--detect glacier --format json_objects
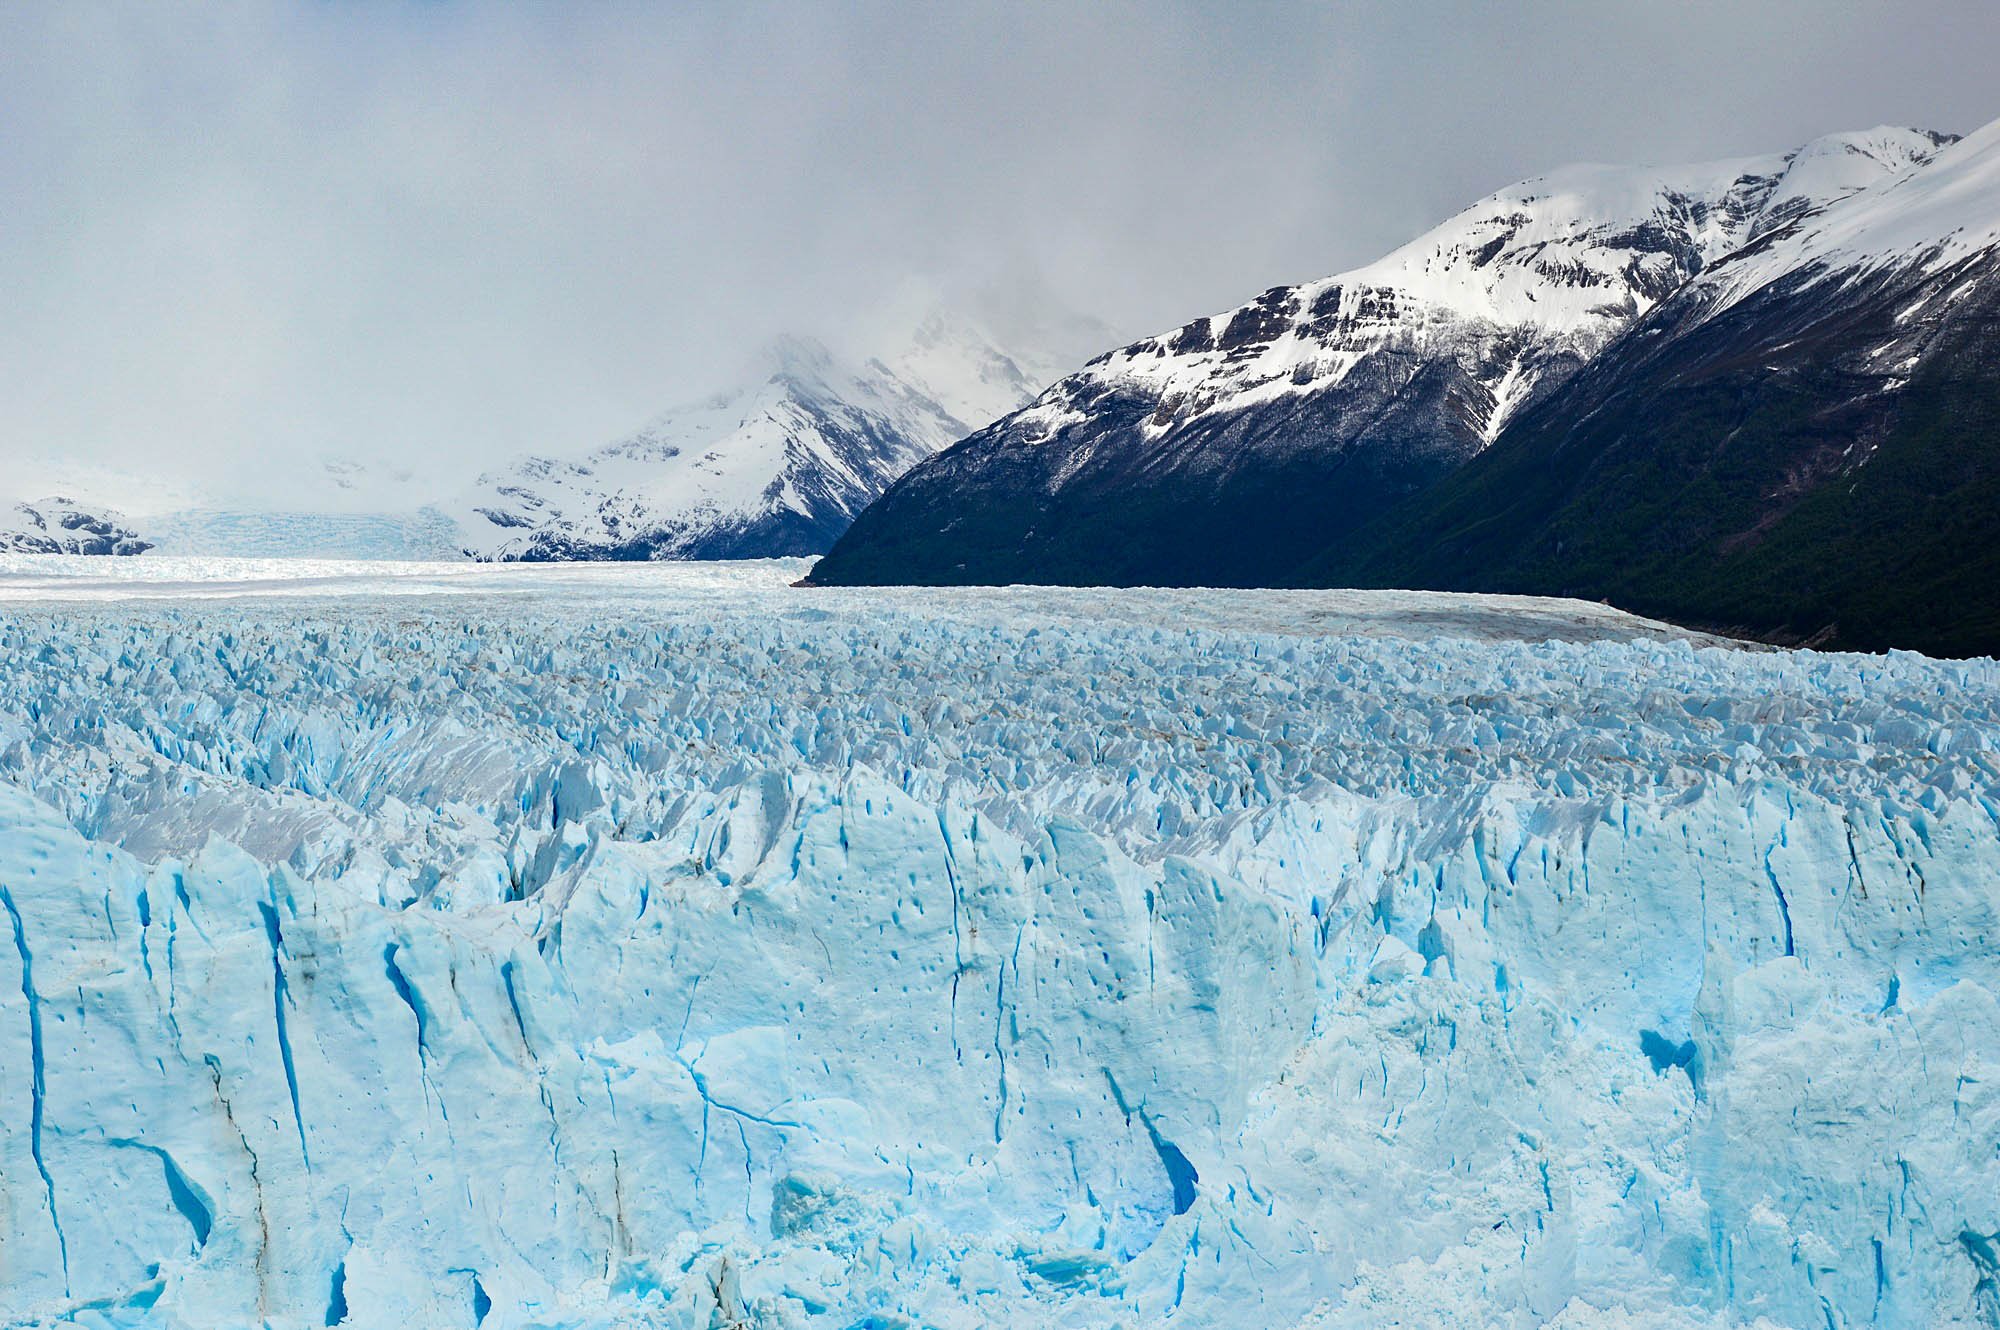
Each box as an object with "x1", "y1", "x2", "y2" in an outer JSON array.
[{"x1": 0, "y1": 558, "x2": 1996, "y2": 1329}]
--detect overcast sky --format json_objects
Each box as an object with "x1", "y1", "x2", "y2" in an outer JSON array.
[{"x1": 3, "y1": 1, "x2": 1997, "y2": 507}]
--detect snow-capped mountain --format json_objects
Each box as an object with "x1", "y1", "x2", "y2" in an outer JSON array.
[
  {"x1": 1312, "y1": 115, "x2": 2000, "y2": 654},
  {"x1": 0, "y1": 496, "x2": 152, "y2": 555},
  {"x1": 449, "y1": 315, "x2": 1066, "y2": 562},
  {"x1": 809, "y1": 127, "x2": 1956, "y2": 589}
]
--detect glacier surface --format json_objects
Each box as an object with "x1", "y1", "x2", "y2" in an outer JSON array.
[{"x1": 0, "y1": 558, "x2": 1996, "y2": 1329}]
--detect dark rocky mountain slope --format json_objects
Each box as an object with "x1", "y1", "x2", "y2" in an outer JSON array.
[
  {"x1": 809, "y1": 129, "x2": 1953, "y2": 590},
  {"x1": 1307, "y1": 121, "x2": 2000, "y2": 656}
]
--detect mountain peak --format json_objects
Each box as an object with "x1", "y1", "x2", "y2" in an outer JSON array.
[
  {"x1": 760, "y1": 333, "x2": 840, "y2": 383},
  {"x1": 809, "y1": 119, "x2": 2000, "y2": 596},
  {"x1": 444, "y1": 309, "x2": 1063, "y2": 562},
  {"x1": 877, "y1": 308, "x2": 1057, "y2": 430},
  {"x1": 1750, "y1": 124, "x2": 1955, "y2": 239},
  {"x1": 1, "y1": 496, "x2": 153, "y2": 555},
  {"x1": 1700, "y1": 114, "x2": 2000, "y2": 314}
]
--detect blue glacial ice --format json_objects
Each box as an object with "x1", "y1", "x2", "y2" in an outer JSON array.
[{"x1": 0, "y1": 559, "x2": 1995, "y2": 1328}]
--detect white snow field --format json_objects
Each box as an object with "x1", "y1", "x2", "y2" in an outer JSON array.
[{"x1": 0, "y1": 558, "x2": 1995, "y2": 1329}]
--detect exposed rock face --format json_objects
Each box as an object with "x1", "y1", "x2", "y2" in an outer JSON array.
[
  {"x1": 0, "y1": 496, "x2": 152, "y2": 555},
  {"x1": 808, "y1": 128, "x2": 1956, "y2": 591},
  {"x1": 1309, "y1": 119, "x2": 2000, "y2": 655}
]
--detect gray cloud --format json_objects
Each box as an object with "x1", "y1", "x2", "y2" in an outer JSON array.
[{"x1": 2, "y1": 0, "x2": 1995, "y2": 506}]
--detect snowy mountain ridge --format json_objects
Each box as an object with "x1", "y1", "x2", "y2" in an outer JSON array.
[
  {"x1": 447, "y1": 313, "x2": 1063, "y2": 561},
  {"x1": 1014, "y1": 126, "x2": 1951, "y2": 449},
  {"x1": 1699, "y1": 117, "x2": 2000, "y2": 315},
  {"x1": 1292, "y1": 114, "x2": 2000, "y2": 655},
  {"x1": 808, "y1": 123, "x2": 1980, "y2": 598}
]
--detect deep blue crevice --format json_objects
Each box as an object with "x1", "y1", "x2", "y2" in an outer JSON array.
[
  {"x1": 991, "y1": 955, "x2": 1009, "y2": 1144},
  {"x1": 1103, "y1": 1069, "x2": 1199, "y2": 1216},
  {"x1": 500, "y1": 959, "x2": 532, "y2": 1053},
  {"x1": 258, "y1": 901, "x2": 311, "y2": 1167},
  {"x1": 1, "y1": 885, "x2": 69, "y2": 1291},
  {"x1": 1763, "y1": 854, "x2": 1796, "y2": 957},
  {"x1": 162, "y1": 1151, "x2": 213, "y2": 1247},
  {"x1": 110, "y1": 1139, "x2": 213, "y2": 1248},
  {"x1": 1152, "y1": 1131, "x2": 1200, "y2": 1216},
  {"x1": 383, "y1": 943, "x2": 428, "y2": 1049},
  {"x1": 1640, "y1": 1029, "x2": 1698, "y2": 1081},
  {"x1": 325, "y1": 1259, "x2": 348, "y2": 1326}
]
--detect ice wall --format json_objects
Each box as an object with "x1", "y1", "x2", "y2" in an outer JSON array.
[{"x1": 0, "y1": 593, "x2": 1996, "y2": 1328}]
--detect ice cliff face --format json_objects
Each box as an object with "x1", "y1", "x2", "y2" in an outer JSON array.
[{"x1": 0, "y1": 561, "x2": 1997, "y2": 1328}]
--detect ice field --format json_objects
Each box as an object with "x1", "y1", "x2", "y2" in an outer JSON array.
[{"x1": 0, "y1": 557, "x2": 1995, "y2": 1328}]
